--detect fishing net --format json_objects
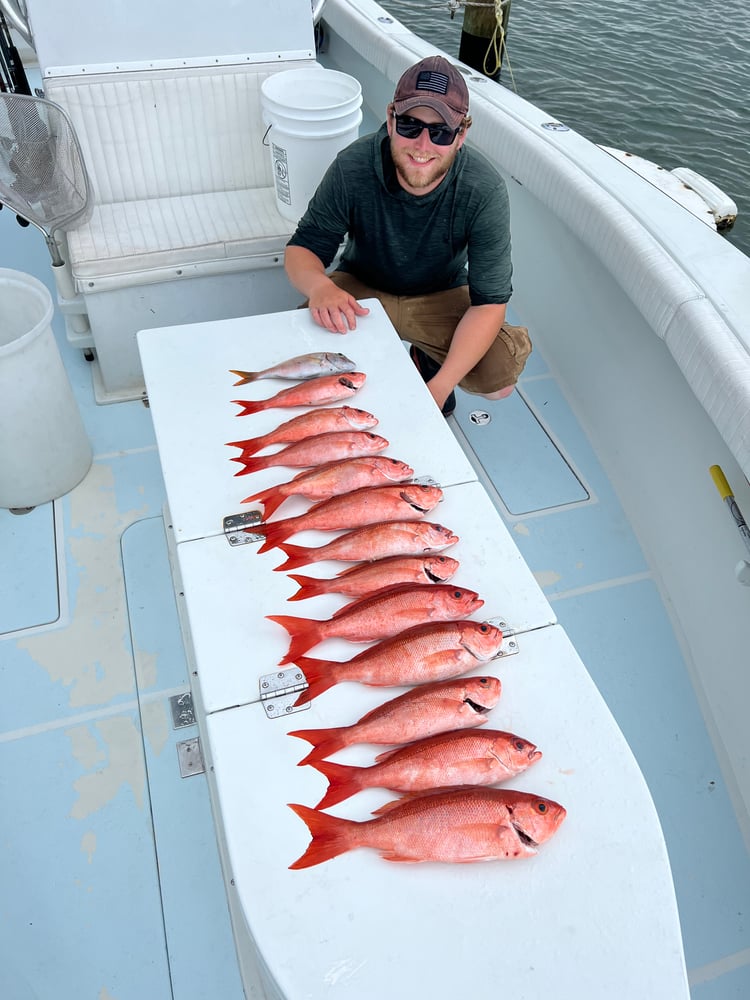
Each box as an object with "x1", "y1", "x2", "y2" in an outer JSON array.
[{"x1": 0, "y1": 91, "x2": 91, "y2": 262}]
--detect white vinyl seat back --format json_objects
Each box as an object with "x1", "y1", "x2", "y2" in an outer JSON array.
[{"x1": 44, "y1": 65, "x2": 279, "y2": 204}]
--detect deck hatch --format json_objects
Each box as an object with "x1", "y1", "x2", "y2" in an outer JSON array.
[{"x1": 454, "y1": 387, "x2": 589, "y2": 514}]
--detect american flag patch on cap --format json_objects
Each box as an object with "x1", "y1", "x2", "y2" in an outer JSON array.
[{"x1": 415, "y1": 70, "x2": 449, "y2": 96}]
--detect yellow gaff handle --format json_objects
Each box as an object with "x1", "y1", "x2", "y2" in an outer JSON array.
[
  {"x1": 710, "y1": 464, "x2": 750, "y2": 558},
  {"x1": 709, "y1": 464, "x2": 733, "y2": 500}
]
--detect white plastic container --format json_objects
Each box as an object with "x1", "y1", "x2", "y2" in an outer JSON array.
[
  {"x1": 0, "y1": 268, "x2": 92, "y2": 508},
  {"x1": 261, "y1": 67, "x2": 363, "y2": 223}
]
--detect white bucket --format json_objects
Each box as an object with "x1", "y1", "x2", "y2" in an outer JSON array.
[
  {"x1": 261, "y1": 67, "x2": 363, "y2": 223},
  {"x1": 0, "y1": 268, "x2": 92, "y2": 508}
]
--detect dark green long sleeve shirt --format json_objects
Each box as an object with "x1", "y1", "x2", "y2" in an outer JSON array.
[{"x1": 287, "y1": 124, "x2": 513, "y2": 305}]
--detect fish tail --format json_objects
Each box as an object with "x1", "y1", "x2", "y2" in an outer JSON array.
[
  {"x1": 232, "y1": 454, "x2": 269, "y2": 477},
  {"x1": 226, "y1": 436, "x2": 265, "y2": 456},
  {"x1": 292, "y1": 656, "x2": 338, "y2": 705},
  {"x1": 288, "y1": 725, "x2": 347, "y2": 763},
  {"x1": 288, "y1": 803, "x2": 357, "y2": 869},
  {"x1": 232, "y1": 398, "x2": 264, "y2": 416},
  {"x1": 275, "y1": 541, "x2": 315, "y2": 572},
  {"x1": 240, "y1": 489, "x2": 285, "y2": 519},
  {"x1": 229, "y1": 369, "x2": 259, "y2": 386},
  {"x1": 310, "y1": 759, "x2": 362, "y2": 810},
  {"x1": 256, "y1": 519, "x2": 296, "y2": 554},
  {"x1": 266, "y1": 615, "x2": 322, "y2": 664},
  {"x1": 287, "y1": 573, "x2": 328, "y2": 601}
]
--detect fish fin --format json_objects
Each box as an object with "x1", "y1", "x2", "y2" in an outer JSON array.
[
  {"x1": 232, "y1": 398, "x2": 263, "y2": 416},
  {"x1": 379, "y1": 851, "x2": 425, "y2": 864},
  {"x1": 287, "y1": 573, "x2": 328, "y2": 601},
  {"x1": 370, "y1": 789, "x2": 446, "y2": 816},
  {"x1": 229, "y1": 369, "x2": 259, "y2": 386},
  {"x1": 232, "y1": 454, "x2": 269, "y2": 477},
  {"x1": 288, "y1": 726, "x2": 346, "y2": 764},
  {"x1": 266, "y1": 615, "x2": 323, "y2": 664},
  {"x1": 370, "y1": 797, "x2": 407, "y2": 817},
  {"x1": 225, "y1": 437, "x2": 262, "y2": 453},
  {"x1": 309, "y1": 759, "x2": 362, "y2": 810},
  {"x1": 291, "y1": 656, "x2": 338, "y2": 705},
  {"x1": 287, "y1": 803, "x2": 356, "y2": 869},
  {"x1": 256, "y1": 518, "x2": 297, "y2": 554},
  {"x1": 240, "y1": 489, "x2": 285, "y2": 519},
  {"x1": 275, "y1": 541, "x2": 315, "y2": 572}
]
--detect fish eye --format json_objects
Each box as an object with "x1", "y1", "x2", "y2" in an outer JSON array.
[
  {"x1": 536, "y1": 801, "x2": 548, "y2": 813},
  {"x1": 452, "y1": 590, "x2": 463, "y2": 598},
  {"x1": 479, "y1": 677, "x2": 488, "y2": 684},
  {"x1": 479, "y1": 624, "x2": 489, "y2": 633},
  {"x1": 514, "y1": 740, "x2": 526, "y2": 751}
]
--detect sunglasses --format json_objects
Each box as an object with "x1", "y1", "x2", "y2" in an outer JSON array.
[{"x1": 393, "y1": 113, "x2": 461, "y2": 146}]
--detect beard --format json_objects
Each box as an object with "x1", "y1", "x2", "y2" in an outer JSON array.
[{"x1": 390, "y1": 139, "x2": 458, "y2": 194}]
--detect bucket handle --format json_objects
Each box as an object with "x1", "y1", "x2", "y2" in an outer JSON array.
[{"x1": 262, "y1": 123, "x2": 272, "y2": 146}]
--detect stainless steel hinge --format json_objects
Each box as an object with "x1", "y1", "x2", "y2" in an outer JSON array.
[
  {"x1": 259, "y1": 666, "x2": 311, "y2": 719},
  {"x1": 485, "y1": 617, "x2": 520, "y2": 657},
  {"x1": 223, "y1": 510, "x2": 263, "y2": 546}
]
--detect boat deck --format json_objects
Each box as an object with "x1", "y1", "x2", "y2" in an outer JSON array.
[{"x1": 2, "y1": 202, "x2": 750, "y2": 998}]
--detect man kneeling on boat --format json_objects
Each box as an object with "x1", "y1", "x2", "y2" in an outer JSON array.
[{"x1": 284, "y1": 55, "x2": 531, "y2": 416}]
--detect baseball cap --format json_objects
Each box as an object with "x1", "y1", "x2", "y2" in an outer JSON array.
[{"x1": 393, "y1": 56, "x2": 470, "y2": 129}]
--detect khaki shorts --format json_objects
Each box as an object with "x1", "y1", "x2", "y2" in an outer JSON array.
[{"x1": 328, "y1": 271, "x2": 532, "y2": 394}]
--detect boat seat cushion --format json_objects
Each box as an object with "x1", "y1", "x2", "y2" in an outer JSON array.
[
  {"x1": 44, "y1": 63, "x2": 312, "y2": 289},
  {"x1": 67, "y1": 188, "x2": 293, "y2": 287}
]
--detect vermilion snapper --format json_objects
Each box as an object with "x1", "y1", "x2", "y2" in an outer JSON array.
[
  {"x1": 254, "y1": 484, "x2": 443, "y2": 553},
  {"x1": 291, "y1": 620, "x2": 504, "y2": 704},
  {"x1": 310, "y1": 729, "x2": 542, "y2": 810},
  {"x1": 289, "y1": 675, "x2": 502, "y2": 765},
  {"x1": 288, "y1": 787, "x2": 567, "y2": 867},
  {"x1": 273, "y1": 521, "x2": 459, "y2": 572},
  {"x1": 232, "y1": 431, "x2": 389, "y2": 477},
  {"x1": 233, "y1": 372, "x2": 366, "y2": 415},
  {"x1": 287, "y1": 554, "x2": 460, "y2": 602},
  {"x1": 230, "y1": 351, "x2": 356, "y2": 384},
  {"x1": 268, "y1": 583, "x2": 483, "y2": 665},
  {"x1": 226, "y1": 406, "x2": 377, "y2": 457},
  {"x1": 242, "y1": 456, "x2": 414, "y2": 519}
]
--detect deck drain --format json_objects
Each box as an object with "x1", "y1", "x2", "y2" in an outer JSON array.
[{"x1": 469, "y1": 410, "x2": 492, "y2": 426}]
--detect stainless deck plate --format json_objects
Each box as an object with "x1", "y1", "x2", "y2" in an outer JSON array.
[
  {"x1": 177, "y1": 737, "x2": 205, "y2": 777},
  {"x1": 169, "y1": 691, "x2": 196, "y2": 729}
]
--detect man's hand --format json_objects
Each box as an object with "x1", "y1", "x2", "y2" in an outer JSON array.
[
  {"x1": 308, "y1": 280, "x2": 370, "y2": 334},
  {"x1": 285, "y1": 245, "x2": 369, "y2": 333}
]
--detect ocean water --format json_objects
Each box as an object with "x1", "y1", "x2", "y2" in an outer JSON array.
[{"x1": 380, "y1": 0, "x2": 750, "y2": 257}]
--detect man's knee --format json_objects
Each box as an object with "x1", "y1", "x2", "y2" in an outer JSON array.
[{"x1": 481, "y1": 385, "x2": 515, "y2": 401}]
